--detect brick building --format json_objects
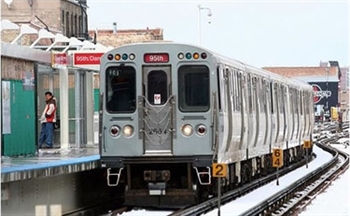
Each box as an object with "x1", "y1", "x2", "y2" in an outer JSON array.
[
  {"x1": 88, "y1": 27, "x2": 164, "y2": 48},
  {"x1": 1, "y1": 0, "x2": 89, "y2": 44}
]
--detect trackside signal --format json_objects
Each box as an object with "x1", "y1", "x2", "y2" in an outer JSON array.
[
  {"x1": 303, "y1": 140, "x2": 311, "y2": 148},
  {"x1": 212, "y1": 163, "x2": 227, "y2": 177}
]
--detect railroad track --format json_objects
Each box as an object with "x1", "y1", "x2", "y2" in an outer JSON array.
[
  {"x1": 169, "y1": 124, "x2": 349, "y2": 216},
  {"x1": 70, "y1": 123, "x2": 348, "y2": 216}
]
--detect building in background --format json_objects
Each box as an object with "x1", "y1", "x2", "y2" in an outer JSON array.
[
  {"x1": 1, "y1": 0, "x2": 89, "y2": 45},
  {"x1": 88, "y1": 25, "x2": 164, "y2": 48},
  {"x1": 340, "y1": 67, "x2": 349, "y2": 90},
  {"x1": 88, "y1": 25, "x2": 164, "y2": 90},
  {"x1": 339, "y1": 67, "x2": 349, "y2": 118},
  {"x1": 264, "y1": 61, "x2": 347, "y2": 120}
]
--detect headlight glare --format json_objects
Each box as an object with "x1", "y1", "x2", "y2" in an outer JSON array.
[
  {"x1": 123, "y1": 125, "x2": 134, "y2": 137},
  {"x1": 181, "y1": 124, "x2": 193, "y2": 136}
]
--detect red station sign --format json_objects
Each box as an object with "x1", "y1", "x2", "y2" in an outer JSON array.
[
  {"x1": 51, "y1": 52, "x2": 67, "y2": 68},
  {"x1": 73, "y1": 52, "x2": 104, "y2": 66}
]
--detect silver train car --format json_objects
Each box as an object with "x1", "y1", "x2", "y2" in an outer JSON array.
[{"x1": 99, "y1": 42, "x2": 314, "y2": 207}]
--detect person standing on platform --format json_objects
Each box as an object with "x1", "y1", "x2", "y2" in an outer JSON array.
[
  {"x1": 338, "y1": 110, "x2": 343, "y2": 133},
  {"x1": 39, "y1": 91, "x2": 57, "y2": 149}
]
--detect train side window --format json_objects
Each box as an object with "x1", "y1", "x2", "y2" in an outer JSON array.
[
  {"x1": 252, "y1": 76, "x2": 257, "y2": 113},
  {"x1": 106, "y1": 66, "x2": 136, "y2": 113},
  {"x1": 260, "y1": 79, "x2": 267, "y2": 113},
  {"x1": 228, "y1": 68, "x2": 236, "y2": 111},
  {"x1": 248, "y1": 74, "x2": 252, "y2": 113},
  {"x1": 274, "y1": 83, "x2": 279, "y2": 113},
  {"x1": 278, "y1": 84, "x2": 283, "y2": 114},
  {"x1": 290, "y1": 88, "x2": 294, "y2": 115},
  {"x1": 216, "y1": 67, "x2": 222, "y2": 111},
  {"x1": 270, "y1": 82, "x2": 274, "y2": 113},
  {"x1": 265, "y1": 80, "x2": 272, "y2": 112},
  {"x1": 282, "y1": 85, "x2": 286, "y2": 113},
  {"x1": 178, "y1": 65, "x2": 210, "y2": 112},
  {"x1": 237, "y1": 72, "x2": 242, "y2": 112},
  {"x1": 305, "y1": 92, "x2": 308, "y2": 114},
  {"x1": 234, "y1": 70, "x2": 240, "y2": 111},
  {"x1": 295, "y1": 89, "x2": 299, "y2": 114},
  {"x1": 300, "y1": 90, "x2": 303, "y2": 115}
]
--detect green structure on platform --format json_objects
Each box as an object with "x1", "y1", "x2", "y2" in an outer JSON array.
[
  {"x1": 94, "y1": 89, "x2": 99, "y2": 112},
  {"x1": 2, "y1": 80, "x2": 36, "y2": 156}
]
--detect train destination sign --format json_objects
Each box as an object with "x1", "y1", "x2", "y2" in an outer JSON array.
[
  {"x1": 51, "y1": 52, "x2": 67, "y2": 68},
  {"x1": 144, "y1": 53, "x2": 169, "y2": 63}
]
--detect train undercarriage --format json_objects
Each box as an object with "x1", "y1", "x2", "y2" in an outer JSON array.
[{"x1": 103, "y1": 145, "x2": 310, "y2": 208}]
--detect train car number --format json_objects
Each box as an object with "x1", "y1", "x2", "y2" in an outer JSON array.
[{"x1": 148, "y1": 128, "x2": 166, "y2": 135}]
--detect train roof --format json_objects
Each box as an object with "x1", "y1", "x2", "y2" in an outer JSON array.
[{"x1": 109, "y1": 42, "x2": 312, "y2": 91}]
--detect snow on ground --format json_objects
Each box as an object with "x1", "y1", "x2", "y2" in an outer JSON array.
[
  {"x1": 299, "y1": 143, "x2": 349, "y2": 216},
  {"x1": 203, "y1": 145, "x2": 334, "y2": 215},
  {"x1": 117, "y1": 139, "x2": 349, "y2": 216}
]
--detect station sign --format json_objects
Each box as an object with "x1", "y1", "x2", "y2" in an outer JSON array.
[
  {"x1": 51, "y1": 52, "x2": 67, "y2": 68},
  {"x1": 73, "y1": 52, "x2": 104, "y2": 66}
]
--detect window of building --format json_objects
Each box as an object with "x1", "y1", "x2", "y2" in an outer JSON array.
[{"x1": 66, "y1": 12, "x2": 70, "y2": 37}]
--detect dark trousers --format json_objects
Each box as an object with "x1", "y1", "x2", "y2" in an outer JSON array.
[{"x1": 39, "y1": 122, "x2": 54, "y2": 147}]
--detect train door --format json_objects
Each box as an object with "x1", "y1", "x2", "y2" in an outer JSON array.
[{"x1": 142, "y1": 66, "x2": 173, "y2": 155}]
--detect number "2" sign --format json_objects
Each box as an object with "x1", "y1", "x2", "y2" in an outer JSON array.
[{"x1": 212, "y1": 163, "x2": 227, "y2": 177}]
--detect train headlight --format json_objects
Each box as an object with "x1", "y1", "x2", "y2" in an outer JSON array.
[
  {"x1": 115, "y1": 54, "x2": 121, "y2": 61},
  {"x1": 196, "y1": 124, "x2": 207, "y2": 136},
  {"x1": 110, "y1": 125, "x2": 120, "y2": 137},
  {"x1": 123, "y1": 125, "x2": 134, "y2": 137},
  {"x1": 193, "y1": 53, "x2": 199, "y2": 59},
  {"x1": 181, "y1": 124, "x2": 193, "y2": 136},
  {"x1": 185, "y1": 53, "x2": 192, "y2": 59}
]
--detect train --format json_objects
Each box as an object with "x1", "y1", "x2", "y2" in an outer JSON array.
[{"x1": 98, "y1": 42, "x2": 314, "y2": 207}]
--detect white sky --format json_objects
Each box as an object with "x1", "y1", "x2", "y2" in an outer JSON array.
[{"x1": 87, "y1": 0, "x2": 349, "y2": 68}]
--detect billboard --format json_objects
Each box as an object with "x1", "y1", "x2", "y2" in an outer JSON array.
[{"x1": 310, "y1": 81, "x2": 338, "y2": 109}]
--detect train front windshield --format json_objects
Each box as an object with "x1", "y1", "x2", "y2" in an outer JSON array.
[
  {"x1": 178, "y1": 65, "x2": 210, "y2": 112},
  {"x1": 106, "y1": 66, "x2": 136, "y2": 112}
]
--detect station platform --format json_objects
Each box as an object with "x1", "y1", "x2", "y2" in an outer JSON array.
[{"x1": 1, "y1": 146, "x2": 100, "y2": 183}]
